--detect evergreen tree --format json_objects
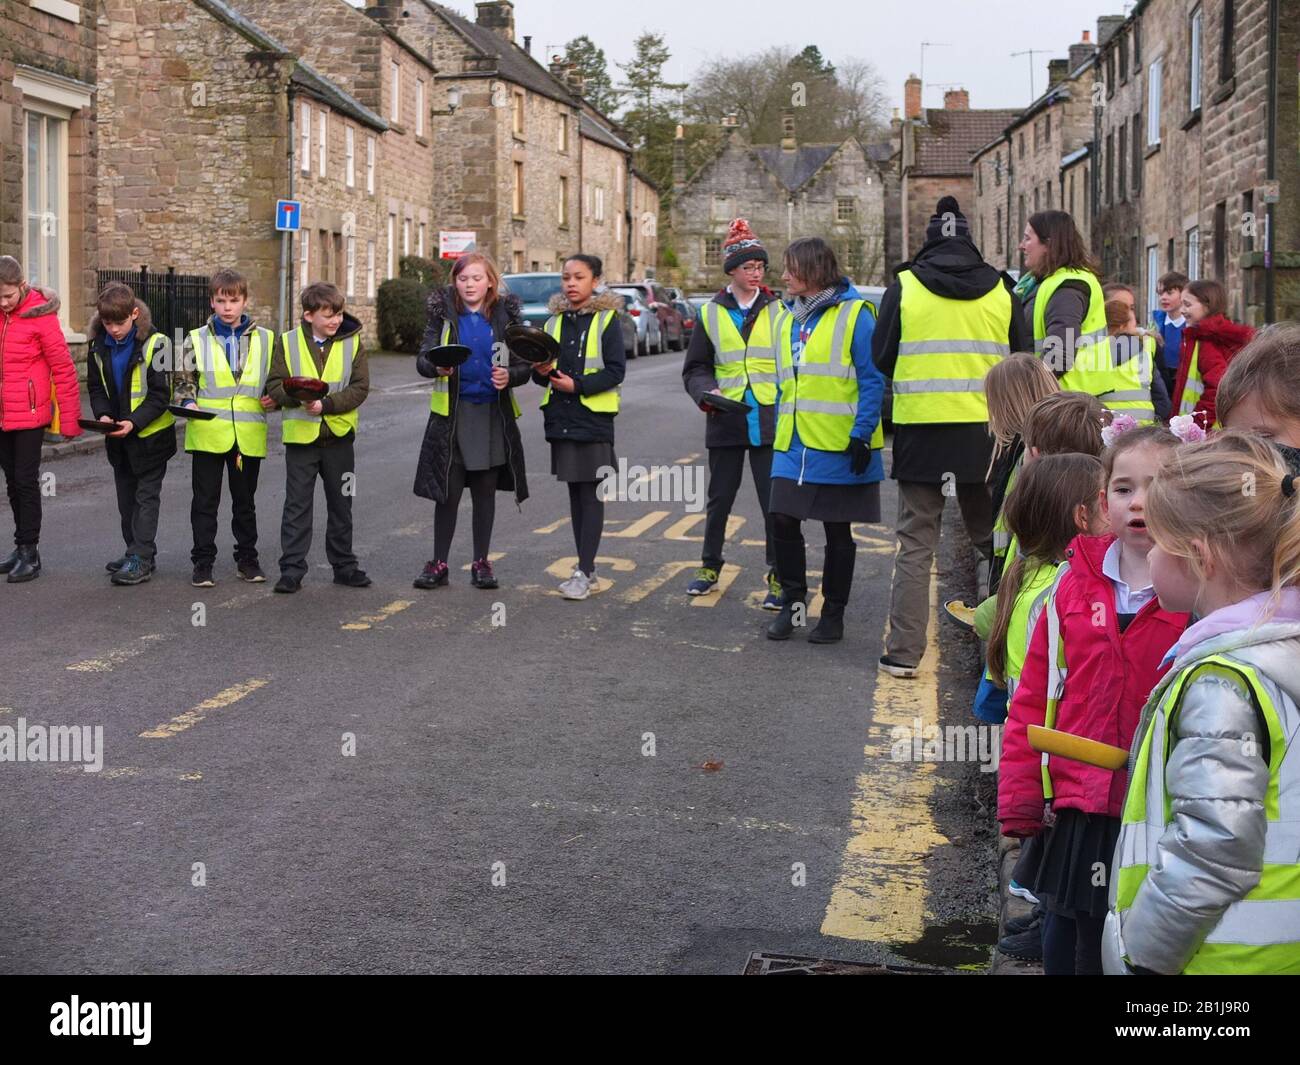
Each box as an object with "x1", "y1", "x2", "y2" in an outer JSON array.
[{"x1": 564, "y1": 35, "x2": 620, "y2": 117}]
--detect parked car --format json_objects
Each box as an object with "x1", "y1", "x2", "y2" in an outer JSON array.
[
  {"x1": 611, "y1": 281, "x2": 686, "y2": 352},
  {"x1": 674, "y1": 299, "x2": 698, "y2": 340},
  {"x1": 609, "y1": 286, "x2": 663, "y2": 356},
  {"x1": 501, "y1": 272, "x2": 638, "y2": 358}
]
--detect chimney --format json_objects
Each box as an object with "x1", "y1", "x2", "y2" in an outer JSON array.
[
  {"x1": 1096, "y1": 14, "x2": 1125, "y2": 47},
  {"x1": 549, "y1": 55, "x2": 567, "y2": 80},
  {"x1": 672, "y1": 125, "x2": 686, "y2": 192},
  {"x1": 780, "y1": 108, "x2": 797, "y2": 151},
  {"x1": 890, "y1": 106, "x2": 902, "y2": 136},
  {"x1": 363, "y1": 0, "x2": 403, "y2": 25},
  {"x1": 566, "y1": 68, "x2": 585, "y2": 97},
  {"x1": 523, "y1": 35, "x2": 532, "y2": 55},
  {"x1": 1068, "y1": 29, "x2": 1096, "y2": 72},
  {"x1": 1047, "y1": 58, "x2": 1068, "y2": 87},
  {"x1": 904, "y1": 73, "x2": 922, "y2": 120},
  {"x1": 943, "y1": 88, "x2": 969, "y2": 111},
  {"x1": 475, "y1": 1, "x2": 515, "y2": 42}
]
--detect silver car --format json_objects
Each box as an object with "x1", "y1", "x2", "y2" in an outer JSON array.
[{"x1": 610, "y1": 285, "x2": 664, "y2": 356}]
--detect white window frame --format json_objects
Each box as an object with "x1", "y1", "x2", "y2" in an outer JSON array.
[
  {"x1": 1146, "y1": 245, "x2": 1159, "y2": 319},
  {"x1": 558, "y1": 113, "x2": 568, "y2": 153},
  {"x1": 300, "y1": 101, "x2": 311, "y2": 173},
  {"x1": 366, "y1": 135, "x2": 375, "y2": 195},
  {"x1": 346, "y1": 235, "x2": 356, "y2": 298},
  {"x1": 390, "y1": 61, "x2": 401, "y2": 123},
  {"x1": 1187, "y1": 225, "x2": 1200, "y2": 280},
  {"x1": 318, "y1": 110, "x2": 327, "y2": 176},
  {"x1": 615, "y1": 210, "x2": 622, "y2": 242},
  {"x1": 366, "y1": 240, "x2": 376, "y2": 299},
  {"x1": 512, "y1": 161, "x2": 524, "y2": 215},
  {"x1": 345, "y1": 126, "x2": 355, "y2": 188},
  {"x1": 418, "y1": 223, "x2": 426, "y2": 259},
  {"x1": 559, "y1": 176, "x2": 568, "y2": 227},
  {"x1": 1189, "y1": 8, "x2": 1203, "y2": 112},
  {"x1": 512, "y1": 91, "x2": 525, "y2": 137},
  {"x1": 595, "y1": 186, "x2": 605, "y2": 223},
  {"x1": 387, "y1": 214, "x2": 396, "y2": 279},
  {"x1": 415, "y1": 79, "x2": 425, "y2": 137},
  {"x1": 402, "y1": 217, "x2": 410, "y2": 257},
  {"x1": 300, "y1": 228, "x2": 310, "y2": 287},
  {"x1": 21, "y1": 105, "x2": 70, "y2": 324},
  {"x1": 1147, "y1": 59, "x2": 1162, "y2": 146}
]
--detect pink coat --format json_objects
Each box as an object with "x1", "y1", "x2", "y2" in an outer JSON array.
[
  {"x1": 998, "y1": 534, "x2": 1189, "y2": 835},
  {"x1": 0, "y1": 286, "x2": 82, "y2": 435}
]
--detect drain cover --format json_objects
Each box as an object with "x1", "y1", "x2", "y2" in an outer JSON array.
[{"x1": 742, "y1": 952, "x2": 952, "y2": 975}]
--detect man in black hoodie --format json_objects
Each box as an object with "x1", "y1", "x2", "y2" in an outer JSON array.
[{"x1": 872, "y1": 197, "x2": 1029, "y2": 677}]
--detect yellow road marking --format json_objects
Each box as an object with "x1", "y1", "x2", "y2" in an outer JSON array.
[
  {"x1": 604, "y1": 510, "x2": 671, "y2": 539},
  {"x1": 341, "y1": 599, "x2": 415, "y2": 630},
  {"x1": 619, "y1": 560, "x2": 696, "y2": 604},
  {"x1": 459, "y1": 552, "x2": 505, "y2": 570},
  {"x1": 544, "y1": 556, "x2": 636, "y2": 594},
  {"x1": 663, "y1": 513, "x2": 744, "y2": 542},
  {"x1": 689, "y1": 564, "x2": 741, "y2": 607},
  {"x1": 67, "y1": 633, "x2": 170, "y2": 673},
  {"x1": 533, "y1": 517, "x2": 570, "y2": 534},
  {"x1": 139, "y1": 677, "x2": 270, "y2": 739},
  {"x1": 672, "y1": 452, "x2": 701, "y2": 465},
  {"x1": 820, "y1": 564, "x2": 947, "y2": 942}
]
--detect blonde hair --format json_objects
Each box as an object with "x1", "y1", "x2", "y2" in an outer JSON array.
[
  {"x1": 1217, "y1": 323, "x2": 1300, "y2": 428},
  {"x1": 1146, "y1": 431, "x2": 1300, "y2": 610},
  {"x1": 986, "y1": 352, "x2": 1060, "y2": 454}
]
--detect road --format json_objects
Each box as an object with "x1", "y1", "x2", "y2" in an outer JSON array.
[{"x1": 1, "y1": 350, "x2": 996, "y2": 974}]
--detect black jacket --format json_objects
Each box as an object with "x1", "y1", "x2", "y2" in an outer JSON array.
[
  {"x1": 873, "y1": 234, "x2": 1029, "y2": 485},
  {"x1": 530, "y1": 291, "x2": 626, "y2": 445},
  {"x1": 86, "y1": 299, "x2": 178, "y2": 473},
  {"x1": 681, "y1": 286, "x2": 780, "y2": 449},
  {"x1": 412, "y1": 287, "x2": 530, "y2": 506}
]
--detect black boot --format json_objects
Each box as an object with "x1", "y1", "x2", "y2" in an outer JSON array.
[
  {"x1": 766, "y1": 528, "x2": 807, "y2": 640},
  {"x1": 6, "y1": 545, "x2": 41, "y2": 583},
  {"x1": 809, "y1": 543, "x2": 856, "y2": 644},
  {"x1": 0, "y1": 548, "x2": 18, "y2": 574}
]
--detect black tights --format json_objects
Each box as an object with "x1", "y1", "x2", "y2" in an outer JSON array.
[
  {"x1": 433, "y1": 465, "x2": 499, "y2": 562},
  {"x1": 771, "y1": 513, "x2": 854, "y2": 550},
  {"x1": 567, "y1": 480, "x2": 604, "y2": 575}
]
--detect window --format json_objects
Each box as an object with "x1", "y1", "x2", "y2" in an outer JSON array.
[
  {"x1": 390, "y1": 61, "x2": 400, "y2": 123},
  {"x1": 1190, "y1": 8, "x2": 1203, "y2": 112},
  {"x1": 1033, "y1": 187, "x2": 1040, "y2": 212},
  {"x1": 22, "y1": 109, "x2": 67, "y2": 302},
  {"x1": 1033, "y1": 120, "x2": 1040, "y2": 151},
  {"x1": 995, "y1": 205, "x2": 1003, "y2": 255},
  {"x1": 512, "y1": 91, "x2": 525, "y2": 137},
  {"x1": 319, "y1": 229, "x2": 330, "y2": 284},
  {"x1": 1119, "y1": 32, "x2": 1128, "y2": 82},
  {"x1": 366, "y1": 136, "x2": 375, "y2": 195},
  {"x1": 513, "y1": 161, "x2": 524, "y2": 215},
  {"x1": 1044, "y1": 112, "x2": 1051, "y2": 144},
  {"x1": 1168, "y1": 238, "x2": 1175, "y2": 272},
  {"x1": 1147, "y1": 246, "x2": 1159, "y2": 319},
  {"x1": 1132, "y1": 115, "x2": 1143, "y2": 194},
  {"x1": 1214, "y1": 200, "x2": 1227, "y2": 280},
  {"x1": 415, "y1": 79, "x2": 424, "y2": 137},
  {"x1": 1107, "y1": 51, "x2": 1115, "y2": 98},
  {"x1": 299, "y1": 228, "x2": 309, "y2": 287},
  {"x1": 1133, "y1": 18, "x2": 1141, "y2": 64},
  {"x1": 615, "y1": 210, "x2": 621, "y2": 242},
  {"x1": 1083, "y1": 165, "x2": 1090, "y2": 224},
  {"x1": 318, "y1": 110, "x2": 327, "y2": 176},
  {"x1": 994, "y1": 152, "x2": 1002, "y2": 187},
  {"x1": 1118, "y1": 129, "x2": 1127, "y2": 203},
  {"x1": 402, "y1": 217, "x2": 410, "y2": 257},
  {"x1": 418, "y1": 223, "x2": 426, "y2": 258},
  {"x1": 387, "y1": 213, "x2": 396, "y2": 278},
  {"x1": 1106, "y1": 130, "x2": 1114, "y2": 204},
  {"x1": 977, "y1": 162, "x2": 983, "y2": 195},
  {"x1": 1147, "y1": 60, "x2": 1162, "y2": 145},
  {"x1": 1187, "y1": 225, "x2": 1200, "y2": 280},
  {"x1": 1220, "y1": 0, "x2": 1236, "y2": 81},
  {"x1": 345, "y1": 127, "x2": 355, "y2": 188},
  {"x1": 346, "y1": 235, "x2": 356, "y2": 298},
  {"x1": 512, "y1": 250, "x2": 525, "y2": 272},
  {"x1": 300, "y1": 101, "x2": 311, "y2": 172},
  {"x1": 1018, "y1": 131, "x2": 1025, "y2": 158},
  {"x1": 704, "y1": 237, "x2": 722, "y2": 267},
  {"x1": 366, "y1": 240, "x2": 375, "y2": 299},
  {"x1": 558, "y1": 176, "x2": 569, "y2": 227},
  {"x1": 1045, "y1": 181, "x2": 1051, "y2": 209},
  {"x1": 558, "y1": 113, "x2": 568, "y2": 153},
  {"x1": 1069, "y1": 173, "x2": 1075, "y2": 215},
  {"x1": 836, "y1": 197, "x2": 856, "y2": 222},
  {"x1": 333, "y1": 232, "x2": 344, "y2": 289},
  {"x1": 595, "y1": 186, "x2": 605, "y2": 223}
]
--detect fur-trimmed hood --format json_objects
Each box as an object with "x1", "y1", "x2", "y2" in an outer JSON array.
[
  {"x1": 88, "y1": 298, "x2": 155, "y2": 342},
  {"x1": 546, "y1": 289, "x2": 625, "y2": 316},
  {"x1": 426, "y1": 284, "x2": 522, "y2": 324},
  {"x1": 13, "y1": 285, "x2": 60, "y2": 319}
]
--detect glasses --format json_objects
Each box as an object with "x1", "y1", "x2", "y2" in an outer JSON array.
[{"x1": 738, "y1": 262, "x2": 766, "y2": 273}]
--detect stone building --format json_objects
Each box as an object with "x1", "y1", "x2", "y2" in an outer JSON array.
[
  {"x1": 1092, "y1": 0, "x2": 1300, "y2": 322},
  {"x1": 970, "y1": 29, "x2": 1100, "y2": 273},
  {"x1": 897, "y1": 78, "x2": 1020, "y2": 262},
  {"x1": 2, "y1": 0, "x2": 98, "y2": 354},
  {"x1": 669, "y1": 113, "x2": 887, "y2": 294},
  {"x1": 578, "y1": 109, "x2": 631, "y2": 281},
  {"x1": 95, "y1": 0, "x2": 392, "y2": 342},
  {"x1": 629, "y1": 168, "x2": 659, "y2": 281}
]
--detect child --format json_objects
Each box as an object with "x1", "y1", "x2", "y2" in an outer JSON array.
[
  {"x1": 85, "y1": 282, "x2": 177, "y2": 585},
  {"x1": 175, "y1": 268, "x2": 277, "y2": 586},
  {"x1": 531, "y1": 254, "x2": 625, "y2": 601},
  {"x1": 1217, "y1": 323, "x2": 1300, "y2": 473},
  {"x1": 1171, "y1": 278, "x2": 1254, "y2": 430},
  {"x1": 1104, "y1": 432, "x2": 1300, "y2": 974},
  {"x1": 1151, "y1": 270, "x2": 1188, "y2": 398},
  {"x1": 1104, "y1": 295, "x2": 1170, "y2": 423},
  {"x1": 265, "y1": 282, "x2": 370, "y2": 593},
  {"x1": 999, "y1": 424, "x2": 1188, "y2": 975},
  {"x1": 0, "y1": 255, "x2": 83, "y2": 582},
  {"x1": 412, "y1": 252, "x2": 531, "y2": 590}
]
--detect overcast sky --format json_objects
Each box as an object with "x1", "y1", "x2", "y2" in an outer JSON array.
[{"x1": 354, "y1": 1, "x2": 1132, "y2": 113}]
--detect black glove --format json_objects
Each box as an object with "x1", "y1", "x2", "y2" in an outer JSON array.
[{"x1": 848, "y1": 436, "x2": 872, "y2": 475}]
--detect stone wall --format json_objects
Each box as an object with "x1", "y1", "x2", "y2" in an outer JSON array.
[
  {"x1": 581, "y1": 133, "x2": 627, "y2": 282},
  {"x1": 630, "y1": 172, "x2": 658, "y2": 281},
  {"x1": 905, "y1": 174, "x2": 974, "y2": 263},
  {"x1": 970, "y1": 141, "x2": 1011, "y2": 271}
]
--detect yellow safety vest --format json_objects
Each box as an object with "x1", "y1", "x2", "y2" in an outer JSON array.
[
  {"x1": 893, "y1": 270, "x2": 1012, "y2": 423},
  {"x1": 1176, "y1": 340, "x2": 1219, "y2": 428},
  {"x1": 184, "y1": 325, "x2": 274, "y2": 457},
  {"x1": 997, "y1": 557, "x2": 1057, "y2": 698},
  {"x1": 1034, "y1": 268, "x2": 1154, "y2": 422},
  {"x1": 95, "y1": 334, "x2": 174, "y2": 438},
  {"x1": 991, "y1": 454, "x2": 1022, "y2": 566},
  {"x1": 1112, "y1": 653, "x2": 1300, "y2": 974},
  {"x1": 280, "y1": 328, "x2": 360, "y2": 444},
  {"x1": 699, "y1": 298, "x2": 780, "y2": 406},
  {"x1": 428, "y1": 321, "x2": 521, "y2": 419},
  {"x1": 539, "y1": 310, "x2": 619, "y2": 414},
  {"x1": 774, "y1": 300, "x2": 884, "y2": 452}
]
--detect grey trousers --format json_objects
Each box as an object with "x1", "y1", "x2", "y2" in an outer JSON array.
[
  {"x1": 885, "y1": 479, "x2": 993, "y2": 665},
  {"x1": 279, "y1": 440, "x2": 358, "y2": 581}
]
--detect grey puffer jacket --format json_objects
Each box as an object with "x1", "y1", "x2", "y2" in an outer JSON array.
[{"x1": 1103, "y1": 618, "x2": 1300, "y2": 974}]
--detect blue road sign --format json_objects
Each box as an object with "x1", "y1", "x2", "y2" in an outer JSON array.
[{"x1": 275, "y1": 200, "x2": 302, "y2": 232}]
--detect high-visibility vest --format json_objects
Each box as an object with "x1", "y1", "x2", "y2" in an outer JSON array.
[
  {"x1": 991, "y1": 455, "x2": 1023, "y2": 565},
  {"x1": 774, "y1": 300, "x2": 884, "y2": 452},
  {"x1": 539, "y1": 310, "x2": 619, "y2": 414},
  {"x1": 184, "y1": 325, "x2": 274, "y2": 457},
  {"x1": 428, "y1": 321, "x2": 521, "y2": 419},
  {"x1": 1039, "y1": 562, "x2": 1073, "y2": 801},
  {"x1": 94, "y1": 334, "x2": 175, "y2": 438},
  {"x1": 1176, "y1": 340, "x2": 1218, "y2": 428},
  {"x1": 999, "y1": 557, "x2": 1057, "y2": 699},
  {"x1": 280, "y1": 328, "x2": 360, "y2": 444},
  {"x1": 893, "y1": 270, "x2": 1012, "y2": 424},
  {"x1": 699, "y1": 298, "x2": 780, "y2": 405},
  {"x1": 1111, "y1": 653, "x2": 1300, "y2": 974},
  {"x1": 1034, "y1": 268, "x2": 1154, "y2": 422}
]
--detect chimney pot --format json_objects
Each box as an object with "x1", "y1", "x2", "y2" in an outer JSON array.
[
  {"x1": 1082, "y1": 30, "x2": 1091, "y2": 42},
  {"x1": 523, "y1": 35, "x2": 532, "y2": 55},
  {"x1": 943, "y1": 88, "x2": 970, "y2": 111},
  {"x1": 904, "y1": 74, "x2": 923, "y2": 120}
]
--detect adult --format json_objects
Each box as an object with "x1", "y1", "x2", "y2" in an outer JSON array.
[
  {"x1": 0, "y1": 255, "x2": 82, "y2": 582},
  {"x1": 681, "y1": 218, "x2": 783, "y2": 609},
  {"x1": 1171, "y1": 278, "x2": 1254, "y2": 430},
  {"x1": 766, "y1": 238, "x2": 885, "y2": 644},
  {"x1": 873, "y1": 197, "x2": 1028, "y2": 678},
  {"x1": 413, "y1": 252, "x2": 531, "y2": 590},
  {"x1": 1018, "y1": 210, "x2": 1154, "y2": 422}
]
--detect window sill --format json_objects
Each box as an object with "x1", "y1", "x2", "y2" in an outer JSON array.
[
  {"x1": 1144, "y1": 142, "x2": 1160, "y2": 160},
  {"x1": 1211, "y1": 78, "x2": 1236, "y2": 105},
  {"x1": 1181, "y1": 108, "x2": 1202, "y2": 131},
  {"x1": 415, "y1": 134, "x2": 429, "y2": 146},
  {"x1": 389, "y1": 122, "x2": 406, "y2": 136},
  {"x1": 512, "y1": 133, "x2": 526, "y2": 144}
]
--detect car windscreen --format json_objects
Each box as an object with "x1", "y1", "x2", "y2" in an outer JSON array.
[
  {"x1": 503, "y1": 276, "x2": 562, "y2": 304},
  {"x1": 610, "y1": 287, "x2": 645, "y2": 307}
]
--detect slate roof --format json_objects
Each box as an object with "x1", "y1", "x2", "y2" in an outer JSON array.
[
  {"x1": 913, "y1": 108, "x2": 1021, "y2": 176},
  {"x1": 580, "y1": 112, "x2": 629, "y2": 153},
  {"x1": 752, "y1": 144, "x2": 841, "y2": 193}
]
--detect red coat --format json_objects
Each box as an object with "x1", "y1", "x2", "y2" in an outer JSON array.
[
  {"x1": 0, "y1": 286, "x2": 82, "y2": 435},
  {"x1": 1170, "y1": 314, "x2": 1254, "y2": 428},
  {"x1": 998, "y1": 534, "x2": 1189, "y2": 835}
]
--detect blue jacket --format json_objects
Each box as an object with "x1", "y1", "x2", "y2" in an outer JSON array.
[
  {"x1": 1152, "y1": 309, "x2": 1185, "y2": 372},
  {"x1": 772, "y1": 279, "x2": 885, "y2": 486}
]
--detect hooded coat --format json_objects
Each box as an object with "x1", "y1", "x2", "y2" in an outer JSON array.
[
  {"x1": 872, "y1": 233, "x2": 1029, "y2": 483},
  {"x1": 1171, "y1": 313, "x2": 1255, "y2": 428},
  {"x1": 0, "y1": 286, "x2": 83, "y2": 436},
  {"x1": 531, "y1": 290, "x2": 626, "y2": 445},
  {"x1": 412, "y1": 286, "x2": 530, "y2": 506}
]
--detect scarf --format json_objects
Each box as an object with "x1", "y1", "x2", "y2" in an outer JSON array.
[{"x1": 790, "y1": 286, "x2": 839, "y2": 323}]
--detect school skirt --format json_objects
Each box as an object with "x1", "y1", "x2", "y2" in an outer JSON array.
[
  {"x1": 550, "y1": 440, "x2": 617, "y2": 483},
  {"x1": 769, "y1": 477, "x2": 881, "y2": 524},
  {"x1": 454, "y1": 399, "x2": 507, "y2": 471}
]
